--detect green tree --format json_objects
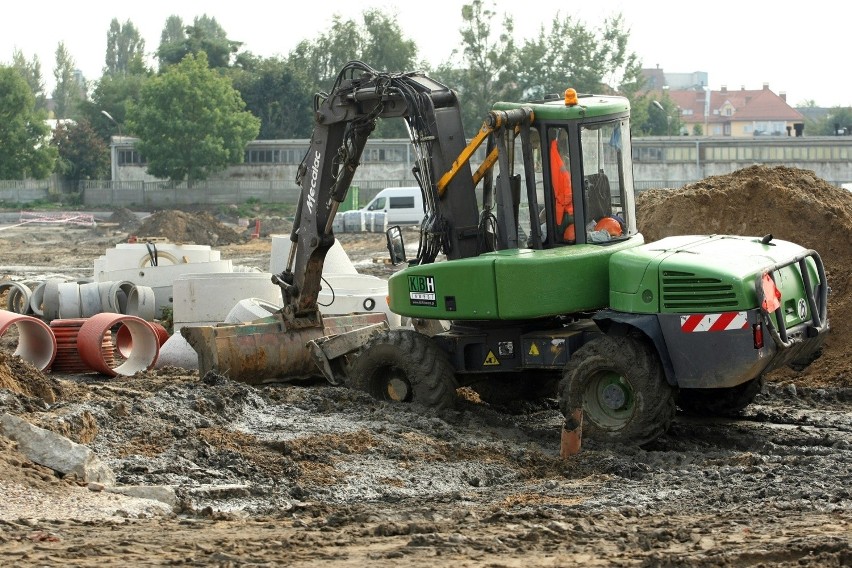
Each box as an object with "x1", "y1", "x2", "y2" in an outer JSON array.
[
  {"x1": 105, "y1": 18, "x2": 146, "y2": 76},
  {"x1": 80, "y1": 72, "x2": 150, "y2": 142},
  {"x1": 52, "y1": 41, "x2": 85, "y2": 119},
  {"x1": 11, "y1": 49, "x2": 47, "y2": 111},
  {"x1": 635, "y1": 95, "x2": 681, "y2": 136},
  {"x1": 360, "y1": 9, "x2": 419, "y2": 75},
  {"x1": 127, "y1": 53, "x2": 260, "y2": 182},
  {"x1": 157, "y1": 15, "x2": 186, "y2": 70},
  {"x1": 289, "y1": 15, "x2": 365, "y2": 90},
  {"x1": 288, "y1": 9, "x2": 421, "y2": 137},
  {"x1": 433, "y1": 0, "x2": 520, "y2": 134},
  {"x1": 157, "y1": 14, "x2": 241, "y2": 69},
  {"x1": 360, "y1": 9, "x2": 420, "y2": 137},
  {"x1": 808, "y1": 106, "x2": 852, "y2": 135},
  {"x1": 52, "y1": 119, "x2": 110, "y2": 181},
  {"x1": 0, "y1": 66, "x2": 57, "y2": 179},
  {"x1": 229, "y1": 57, "x2": 313, "y2": 139},
  {"x1": 289, "y1": 9, "x2": 419, "y2": 91},
  {"x1": 515, "y1": 13, "x2": 642, "y2": 99}
]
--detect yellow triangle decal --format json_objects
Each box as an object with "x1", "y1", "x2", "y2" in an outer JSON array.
[
  {"x1": 528, "y1": 343, "x2": 540, "y2": 356},
  {"x1": 483, "y1": 351, "x2": 500, "y2": 366}
]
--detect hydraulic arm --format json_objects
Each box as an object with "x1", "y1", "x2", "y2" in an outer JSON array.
[{"x1": 274, "y1": 62, "x2": 483, "y2": 319}]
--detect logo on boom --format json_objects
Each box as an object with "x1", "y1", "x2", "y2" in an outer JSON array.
[{"x1": 306, "y1": 150, "x2": 321, "y2": 213}]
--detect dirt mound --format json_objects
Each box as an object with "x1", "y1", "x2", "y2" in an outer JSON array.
[
  {"x1": 134, "y1": 210, "x2": 245, "y2": 246},
  {"x1": 0, "y1": 349, "x2": 65, "y2": 404},
  {"x1": 637, "y1": 165, "x2": 852, "y2": 387},
  {"x1": 107, "y1": 207, "x2": 141, "y2": 231}
]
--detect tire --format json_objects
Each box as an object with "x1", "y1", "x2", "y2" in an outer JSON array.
[
  {"x1": 348, "y1": 329, "x2": 458, "y2": 410},
  {"x1": 559, "y1": 335, "x2": 675, "y2": 446},
  {"x1": 677, "y1": 376, "x2": 763, "y2": 416}
]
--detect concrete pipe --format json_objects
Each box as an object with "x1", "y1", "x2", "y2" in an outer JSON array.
[
  {"x1": 57, "y1": 282, "x2": 82, "y2": 319},
  {"x1": 78, "y1": 313, "x2": 159, "y2": 377},
  {"x1": 115, "y1": 320, "x2": 169, "y2": 358},
  {"x1": 172, "y1": 272, "x2": 282, "y2": 327},
  {"x1": 0, "y1": 310, "x2": 57, "y2": 371},
  {"x1": 224, "y1": 297, "x2": 281, "y2": 324},
  {"x1": 126, "y1": 284, "x2": 157, "y2": 321},
  {"x1": 102, "y1": 280, "x2": 135, "y2": 314},
  {"x1": 1, "y1": 281, "x2": 33, "y2": 315},
  {"x1": 42, "y1": 278, "x2": 65, "y2": 322},
  {"x1": 79, "y1": 282, "x2": 103, "y2": 318},
  {"x1": 97, "y1": 281, "x2": 116, "y2": 313},
  {"x1": 29, "y1": 281, "x2": 47, "y2": 317}
]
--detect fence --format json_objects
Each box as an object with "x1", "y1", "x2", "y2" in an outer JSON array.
[
  {"x1": 3, "y1": 178, "x2": 692, "y2": 208},
  {"x1": 0, "y1": 180, "x2": 51, "y2": 203},
  {"x1": 78, "y1": 180, "x2": 303, "y2": 208},
  {"x1": 76, "y1": 179, "x2": 423, "y2": 209}
]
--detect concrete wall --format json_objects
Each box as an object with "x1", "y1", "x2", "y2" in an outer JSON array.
[{"x1": 8, "y1": 136, "x2": 852, "y2": 207}]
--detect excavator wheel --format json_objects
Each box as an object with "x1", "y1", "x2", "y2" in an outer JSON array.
[
  {"x1": 559, "y1": 335, "x2": 675, "y2": 446},
  {"x1": 677, "y1": 376, "x2": 764, "y2": 416},
  {"x1": 347, "y1": 329, "x2": 458, "y2": 411}
]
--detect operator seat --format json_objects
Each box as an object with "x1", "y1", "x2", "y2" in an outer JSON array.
[{"x1": 585, "y1": 172, "x2": 612, "y2": 222}]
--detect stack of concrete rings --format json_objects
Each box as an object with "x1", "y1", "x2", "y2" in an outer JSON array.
[
  {"x1": 77, "y1": 313, "x2": 160, "y2": 376},
  {"x1": 18, "y1": 278, "x2": 157, "y2": 322},
  {"x1": 0, "y1": 310, "x2": 57, "y2": 371}
]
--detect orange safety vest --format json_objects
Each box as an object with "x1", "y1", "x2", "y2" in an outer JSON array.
[{"x1": 550, "y1": 139, "x2": 575, "y2": 242}]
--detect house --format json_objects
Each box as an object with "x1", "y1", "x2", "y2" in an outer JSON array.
[
  {"x1": 669, "y1": 84, "x2": 805, "y2": 137},
  {"x1": 639, "y1": 68, "x2": 805, "y2": 137}
]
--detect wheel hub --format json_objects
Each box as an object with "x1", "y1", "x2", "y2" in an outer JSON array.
[
  {"x1": 601, "y1": 382, "x2": 628, "y2": 410},
  {"x1": 386, "y1": 376, "x2": 411, "y2": 402}
]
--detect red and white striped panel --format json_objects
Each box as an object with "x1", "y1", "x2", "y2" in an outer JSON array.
[{"x1": 680, "y1": 312, "x2": 749, "y2": 332}]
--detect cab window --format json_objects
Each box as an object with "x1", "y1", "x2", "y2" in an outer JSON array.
[{"x1": 580, "y1": 120, "x2": 634, "y2": 243}]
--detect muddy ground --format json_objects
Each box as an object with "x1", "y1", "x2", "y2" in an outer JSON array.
[{"x1": 0, "y1": 166, "x2": 850, "y2": 566}]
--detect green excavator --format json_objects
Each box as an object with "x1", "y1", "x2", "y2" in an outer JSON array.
[{"x1": 183, "y1": 61, "x2": 829, "y2": 447}]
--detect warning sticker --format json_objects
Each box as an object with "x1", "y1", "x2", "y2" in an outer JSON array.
[
  {"x1": 528, "y1": 343, "x2": 540, "y2": 356},
  {"x1": 483, "y1": 351, "x2": 500, "y2": 366}
]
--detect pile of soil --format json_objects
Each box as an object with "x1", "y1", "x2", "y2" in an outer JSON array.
[
  {"x1": 107, "y1": 207, "x2": 141, "y2": 232},
  {"x1": 134, "y1": 210, "x2": 245, "y2": 246},
  {"x1": 637, "y1": 165, "x2": 852, "y2": 387},
  {"x1": 0, "y1": 349, "x2": 65, "y2": 404}
]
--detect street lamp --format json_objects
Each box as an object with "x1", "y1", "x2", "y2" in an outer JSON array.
[
  {"x1": 100, "y1": 110, "x2": 121, "y2": 138},
  {"x1": 101, "y1": 110, "x2": 121, "y2": 182},
  {"x1": 652, "y1": 100, "x2": 676, "y2": 136}
]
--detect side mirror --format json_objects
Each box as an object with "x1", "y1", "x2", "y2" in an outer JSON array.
[{"x1": 386, "y1": 225, "x2": 406, "y2": 265}]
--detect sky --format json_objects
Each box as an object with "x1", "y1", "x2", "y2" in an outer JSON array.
[{"x1": 1, "y1": 0, "x2": 849, "y2": 108}]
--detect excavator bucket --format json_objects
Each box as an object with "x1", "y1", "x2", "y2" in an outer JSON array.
[{"x1": 180, "y1": 312, "x2": 388, "y2": 385}]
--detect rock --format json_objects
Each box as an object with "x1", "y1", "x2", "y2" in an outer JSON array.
[
  {"x1": 0, "y1": 413, "x2": 116, "y2": 485},
  {"x1": 107, "y1": 485, "x2": 178, "y2": 508}
]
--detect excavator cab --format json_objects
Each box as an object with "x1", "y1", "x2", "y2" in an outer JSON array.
[{"x1": 491, "y1": 97, "x2": 637, "y2": 251}]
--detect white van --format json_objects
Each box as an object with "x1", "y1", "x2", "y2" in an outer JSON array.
[{"x1": 361, "y1": 186, "x2": 424, "y2": 225}]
